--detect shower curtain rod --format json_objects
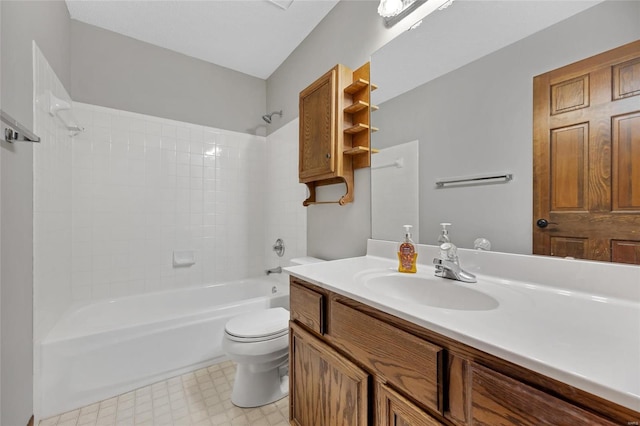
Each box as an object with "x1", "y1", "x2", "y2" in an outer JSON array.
[{"x1": 1, "y1": 109, "x2": 41, "y2": 143}]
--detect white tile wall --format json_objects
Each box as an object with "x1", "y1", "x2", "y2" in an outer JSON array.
[
  {"x1": 70, "y1": 103, "x2": 266, "y2": 301},
  {"x1": 263, "y1": 119, "x2": 308, "y2": 283},
  {"x1": 33, "y1": 44, "x2": 74, "y2": 341},
  {"x1": 33, "y1": 53, "x2": 306, "y2": 326},
  {"x1": 33, "y1": 43, "x2": 75, "y2": 421}
]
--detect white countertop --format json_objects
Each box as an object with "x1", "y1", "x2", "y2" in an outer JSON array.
[{"x1": 284, "y1": 240, "x2": 640, "y2": 412}]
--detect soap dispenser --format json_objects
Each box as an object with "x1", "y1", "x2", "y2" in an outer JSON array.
[
  {"x1": 437, "y1": 223, "x2": 452, "y2": 245},
  {"x1": 398, "y1": 225, "x2": 417, "y2": 273}
]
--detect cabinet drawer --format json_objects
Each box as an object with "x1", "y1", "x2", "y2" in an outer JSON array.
[
  {"x1": 330, "y1": 300, "x2": 444, "y2": 414},
  {"x1": 290, "y1": 281, "x2": 324, "y2": 334},
  {"x1": 470, "y1": 364, "x2": 617, "y2": 425}
]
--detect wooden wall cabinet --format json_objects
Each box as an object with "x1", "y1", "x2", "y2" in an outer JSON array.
[
  {"x1": 299, "y1": 63, "x2": 377, "y2": 206},
  {"x1": 289, "y1": 278, "x2": 639, "y2": 426}
]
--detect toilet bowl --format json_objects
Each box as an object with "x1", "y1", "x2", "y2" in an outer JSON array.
[{"x1": 222, "y1": 307, "x2": 290, "y2": 408}]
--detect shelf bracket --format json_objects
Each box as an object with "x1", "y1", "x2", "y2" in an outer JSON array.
[{"x1": 303, "y1": 178, "x2": 354, "y2": 206}]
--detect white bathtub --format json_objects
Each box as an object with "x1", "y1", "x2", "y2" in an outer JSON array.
[{"x1": 38, "y1": 277, "x2": 289, "y2": 418}]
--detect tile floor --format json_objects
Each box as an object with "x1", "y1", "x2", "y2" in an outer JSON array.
[{"x1": 39, "y1": 361, "x2": 289, "y2": 426}]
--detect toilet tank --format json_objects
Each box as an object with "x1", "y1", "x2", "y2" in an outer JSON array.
[{"x1": 289, "y1": 257, "x2": 325, "y2": 266}]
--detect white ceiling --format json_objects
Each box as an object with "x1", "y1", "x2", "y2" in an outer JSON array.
[
  {"x1": 66, "y1": 0, "x2": 606, "y2": 86},
  {"x1": 65, "y1": 0, "x2": 340, "y2": 80}
]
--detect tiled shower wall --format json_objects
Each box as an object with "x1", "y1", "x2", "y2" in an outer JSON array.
[
  {"x1": 264, "y1": 118, "x2": 307, "y2": 282},
  {"x1": 69, "y1": 103, "x2": 266, "y2": 302},
  {"x1": 33, "y1": 43, "x2": 74, "y2": 341},
  {"x1": 33, "y1": 47, "x2": 307, "y2": 342}
]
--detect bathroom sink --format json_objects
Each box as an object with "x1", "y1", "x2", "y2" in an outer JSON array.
[{"x1": 359, "y1": 271, "x2": 499, "y2": 311}]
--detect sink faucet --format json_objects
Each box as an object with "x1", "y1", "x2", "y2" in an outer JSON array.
[
  {"x1": 266, "y1": 266, "x2": 282, "y2": 275},
  {"x1": 433, "y1": 243, "x2": 477, "y2": 283}
]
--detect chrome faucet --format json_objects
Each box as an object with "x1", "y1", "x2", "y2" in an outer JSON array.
[
  {"x1": 433, "y1": 243, "x2": 477, "y2": 283},
  {"x1": 266, "y1": 266, "x2": 282, "y2": 275}
]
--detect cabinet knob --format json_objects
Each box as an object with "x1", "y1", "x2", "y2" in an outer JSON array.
[{"x1": 326, "y1": 153, "x2": 331, "y2": 159}]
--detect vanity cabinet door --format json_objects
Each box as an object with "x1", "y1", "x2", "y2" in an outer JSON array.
[
  {"x1": 289, "y1": 322, "x2": 369, "y2": 426},
  {"x1": 470, "y1": 364, "x2": 617, "y2": 426},
  {"x1": 377, "y1": 382, "x2": 443, "y2": 426}
]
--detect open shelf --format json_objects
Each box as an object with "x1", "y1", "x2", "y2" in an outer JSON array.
[
  {"x1": 344, "y1": 146, "x2": 370, "y2": 155},
  {"x1": 344, "y1": 78, "x2": 370, "y2": 94},
  {"x1": 344, "y1": 100, "x2": 369, "y2": 114},
  {"x1": 344, "y1": 123, "x2": 369, "y2": 134}
]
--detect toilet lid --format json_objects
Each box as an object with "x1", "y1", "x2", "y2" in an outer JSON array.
[{"x1": 225, "y1": 307, "x2": 289, "y2": 339}]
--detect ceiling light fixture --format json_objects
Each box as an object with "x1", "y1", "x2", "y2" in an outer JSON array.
[
  {"x1": 377, "y1": 0, "x2": 404, "y2": 18},
  {"x1": 379, "y1": 0, "x2": 455, "y2": 28}
]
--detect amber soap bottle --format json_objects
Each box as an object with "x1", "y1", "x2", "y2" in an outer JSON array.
[{"x1": 397, "y1": 225, "x2": 417, "y2": 273}]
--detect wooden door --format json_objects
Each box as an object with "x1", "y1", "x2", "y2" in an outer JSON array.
[
  {"x1": 533, "y1": 40, "x2": 640, "y2": 263},
  {"x1": 299, "y1": 67, "x2": 336, "y2": 181},
  {"x1": 377, "y1": 382, "x2": 442, "y2": 426},
  {"x1": 289, "y1": 322, "x2": 369, "y2": 426}
]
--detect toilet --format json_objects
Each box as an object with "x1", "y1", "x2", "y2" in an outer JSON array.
[
  {"x1": 222, "y1": 307, "x2": 290, "y2": 408},
  {"x1": 223, "y1": 256, "x2": 324, "y2": 407}
]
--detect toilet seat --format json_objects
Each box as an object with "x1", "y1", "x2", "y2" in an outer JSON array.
[{"x1": 225, "y1": 307, "x2": 289, "y2": 343}]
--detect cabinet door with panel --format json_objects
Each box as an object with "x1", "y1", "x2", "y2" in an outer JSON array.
[
  {"x1": 377, "y1": 382, "x2": 443, "y2": 426},
  {"x1": 289, "y1": 322, "x2": 369, "y2": 426},
  {"x1": 299, "y1": 67, "x2": 337, "y2": 181}
]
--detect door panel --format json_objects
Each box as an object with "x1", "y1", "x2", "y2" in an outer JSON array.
[
  {"x1": 612, "y1": 112, "x2": 640, "y2": 210},
  {"x1": 612, "y1": 240, "x2": 640, "y2": 264},
  {"x1": 533, "y1": 40, "x2": 640, "y2": 263},
  {"x1": 612, "y1": 57, "x2": 640, "y2": 100},
  {"x1": 550, "y1": 124, "x2": 588, "y2": 210},
  {"x1": 550, "y1": 237, "x2": 587, "y2": 259},
  {"x1": 550, "y1": 74, "x2": 589, "y2": 115}
]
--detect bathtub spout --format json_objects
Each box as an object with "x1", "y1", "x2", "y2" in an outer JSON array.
[{"x1": 266, "y1": 266, "x2": 282, "y2": 275}]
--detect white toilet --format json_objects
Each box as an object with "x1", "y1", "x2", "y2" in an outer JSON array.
[
  {"x1": 222, "y1": 307, "x2": 290, "y2": 407},
  {"x1": 223, "y1": 256, "x2": 324, "y2": 407}
]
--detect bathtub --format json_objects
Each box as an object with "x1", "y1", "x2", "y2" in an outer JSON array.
[{"x1": 38, "y1": 277, "x2": 289, "y2": 418}]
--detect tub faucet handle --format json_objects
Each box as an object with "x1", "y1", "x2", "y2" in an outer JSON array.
[{"x1": 272, "y1": 239, "x2": 285, "y2": 257}]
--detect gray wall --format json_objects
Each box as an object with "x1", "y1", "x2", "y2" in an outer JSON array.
[
  {"x1": 0, "y1": 1, "x2": 71, "y2": 425},
  {"x1": 1, "y1": 2, "x2": 3, "y2": 416},
  {"x1": 267, "y1": 0, "x2": 405, "y2": 260},
  {"x1": 372, "y1": 0, "x2": 640, "y2": 254},
  {"x1": 70, "y1": 20, "x2": 267, "y2": 135}
]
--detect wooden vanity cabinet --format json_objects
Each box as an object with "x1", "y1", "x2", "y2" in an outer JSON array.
[{"x1": 289, "y1": 278, "x2": 639, "y2": 426}]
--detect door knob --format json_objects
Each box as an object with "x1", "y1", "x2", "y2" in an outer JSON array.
[{"x1": 536, "y1": 219, "x2": 558, "y2": 228}]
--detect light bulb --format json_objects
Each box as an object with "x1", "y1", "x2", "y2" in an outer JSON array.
[{"x1": 378, "y1": 0, "x2": 403, "y2": 17}]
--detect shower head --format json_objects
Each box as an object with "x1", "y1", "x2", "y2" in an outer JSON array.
[{"x1": 262, "y1": 110, "x2": 283, "y2": 124}]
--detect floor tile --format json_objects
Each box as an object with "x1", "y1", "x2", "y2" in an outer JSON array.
[{"x1": 39, "y1": 361, "x2": 289, "y2": 426}]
